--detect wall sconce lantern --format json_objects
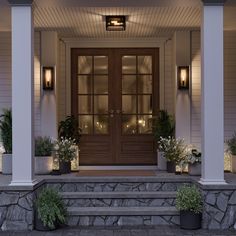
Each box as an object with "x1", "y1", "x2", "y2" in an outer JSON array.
[
  {"x1": 43, "y1": 67, "x2": 54, "y2": 90},
  {"x1": 106, "y1": 15, "x2": 126, "y2": 31},
  {"x1": 178, "y1": 66, "x2": 189, "y2": 90}
]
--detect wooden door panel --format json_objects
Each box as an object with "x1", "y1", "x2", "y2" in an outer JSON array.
[{"x1": 71, "y1": 48, "x2": 159, "y2": 165}]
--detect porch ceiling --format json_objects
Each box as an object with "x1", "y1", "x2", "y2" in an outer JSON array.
[{"x1": 0, "y1": 0, "x2": 236, "y2": 38}]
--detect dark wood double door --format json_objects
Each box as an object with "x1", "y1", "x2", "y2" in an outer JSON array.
[{"x1": 71, "y1": 48, "x2": 159, "y2": 165}]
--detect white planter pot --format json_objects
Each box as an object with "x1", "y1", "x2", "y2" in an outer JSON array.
[
  {"x1": 232, "y1": 156, "x2": 236, "y2": 173},
  {"x1": 157, "y1": 151, "x2": 167, "y2": 171},
  {"x1": 188, "y1": 163, "x2": 201, "y2": 176},
  {"x1": 2, "y1": 154, "x2": 12, "y2": 175},
  {"x1": 35, "y1": 156, "x2": 53, "y2": 175}
]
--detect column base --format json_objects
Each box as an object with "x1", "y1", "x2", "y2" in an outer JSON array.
[
  {"x1": 9, "y1": 179, "x2": 38, "y2": 187},
  {"x1": 199, "y1": 178, "x2": 227, "y2": 185}
]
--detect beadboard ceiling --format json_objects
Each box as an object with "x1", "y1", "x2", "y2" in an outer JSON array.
[{"x1": 0, "y1": 0, "x2": 236, "y2": 38}]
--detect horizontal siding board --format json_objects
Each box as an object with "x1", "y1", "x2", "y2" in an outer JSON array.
[{"x1": 0, "y1": 32, "x2": 41, "y2": 136}]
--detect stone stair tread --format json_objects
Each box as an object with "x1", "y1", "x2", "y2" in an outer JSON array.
[
  {"x1": 67, "y1": 206, "x2": 179, "y2": 216},
  {"x1": 60, "y1": 191, "x2": 176, "y2": 199}
]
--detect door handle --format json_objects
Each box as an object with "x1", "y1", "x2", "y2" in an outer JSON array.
[
  {"x1": 109, "y1": 109, "x2": 114, "y2": 117},
  {"x1": 116, "y1": 109, "x2": 121, "y2": 114}
]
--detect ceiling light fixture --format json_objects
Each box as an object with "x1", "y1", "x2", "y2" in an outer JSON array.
[{"x1": 106, "y1": 15, "x2": 126, "y2": 31}]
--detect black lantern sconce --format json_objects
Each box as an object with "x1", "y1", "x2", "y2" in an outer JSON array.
[
  {"x1": 43, "y1": 66, "x2": 54, "y2": 90},
  {"x1": 178, "y1": 66, "x2": 189, "y2": 90},
  {"x1": 106, "y1": 15, "x2": 126, "y2": 31}
]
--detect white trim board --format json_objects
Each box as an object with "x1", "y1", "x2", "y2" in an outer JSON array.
[{"x1": 79, "y1": 166, "x2": 158, "y2": 170}]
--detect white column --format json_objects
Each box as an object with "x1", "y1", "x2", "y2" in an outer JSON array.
[
  {"x1": 200, "y1": 0, "x2": 226, "y2": 185},
  {"x1": 9, "y1": 0, "x2": 36, "y2": 186},
  {"x1": 41, "y1": 31, "x2": 58, "y2": 139}
]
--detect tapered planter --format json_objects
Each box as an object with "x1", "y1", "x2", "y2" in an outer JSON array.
[
  {"x1": 232, "y1": 156, "x2": 236, "y2": 173},
  {"x1": 180, "y1": 210, "x2": 202, "y2": 230},
  {"x1": 59, "y1": 161, "x2": 71, "y2": 174},
  {"x1": 167, "y1": 161, "x2": 176, "y2": 173},
  {"x1": 35, "y1": 156, "x2": 53, "y2": 175},
  {"x1": 157, "y1": 151, "x2": 167, "y2": 171},
  {"x1": 188, "y1": 163, "x2": 201, "y2": 176},
  {"x1": 2, "y1": 154, "x2": 12, "y2": 175}
]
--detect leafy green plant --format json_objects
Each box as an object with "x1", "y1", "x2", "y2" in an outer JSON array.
[
  {"x1": 36, "y1": 188, "x2": 67, "y2": 229},
  {"x1": 153, "y1": 110, "x2": 175, "y2": 143},
  {"x1": 227, "y1": 132, "x2": 236, "y2": 155},
  {"x1": 0, "y1": 109, "x2": 12, "y2": 154},
  {"x1": 35, "y1": 137, "x2": 54, "y2": 157},
  {"x1": 176, "y1": 185, "x2": 203, "y2": 214},
  {"x1": 54, "y1": 137, "x2": 77, "y2": 162},
  {"x1": 158, "y1": 137, "x2": 187, "y2": 164},
  {"x1": 58, "y1": 116, "x2": 82, "y2": 144}
]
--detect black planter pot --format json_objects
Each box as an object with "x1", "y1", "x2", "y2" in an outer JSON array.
[
  {"x1": 59, "y1": 161, "x2": 71, "y2": 174},
  {"x1": 34, "y1": 211, "x2": 55, "y2": 231},
  {"x1": 180, "y1": 210, "x2": 202, "y2": 230},
  {"x1": 167, "y1": 161, "x2": 176, "y2": 173}
]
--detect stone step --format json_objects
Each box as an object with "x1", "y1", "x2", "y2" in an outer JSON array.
[
  {"x1": 47, "y1": 180, "x2": 190, "y2": 192},
  {"x1": 67, "y1": 206, "x2": 179, "y2": 216},
  {"x1": 66, "y1": 206, "x2": 180, "y2": 226},
  {"x1": 60, "y1": 191, "x2": 177, "y2": 199}
]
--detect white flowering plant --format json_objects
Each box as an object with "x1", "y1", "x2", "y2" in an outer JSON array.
[
  {"x1": 158, "y1": 136, "x2": 187, "y2": 164},
  {"x1": 0, "y1": 145, "x2": 5, "y2": 154},
  {"x1": 54, "y1": 137, "x2": 77, "y2": 162}
]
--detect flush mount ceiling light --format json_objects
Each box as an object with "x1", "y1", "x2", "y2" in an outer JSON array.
[{"x1": 106, "y1": 15, "x2": 126, "y2": 31}]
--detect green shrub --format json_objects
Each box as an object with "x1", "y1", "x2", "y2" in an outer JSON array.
[
  {"x1": 35, "y1": 136, "x2": 54, "y2": 156},
  {"x1": 176, "y1": 185, "x2": 203, "y2": 214},
  {"x1": 153, "y1": 110, "x2": 175, "y2": 143},
  {"x1": 58, "y1": 116, "x2": 82, "y2": 144},
  {"x1": 36, "y1": 188, "x2": 67, "y2": 229},
  {"x1": 0, "y1": 109, "x2": 12, "y2": 154},
  {"x1": 227, "y1": 132, "x2": 236, "y2": 155}
]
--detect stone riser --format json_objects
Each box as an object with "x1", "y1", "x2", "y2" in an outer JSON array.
[
  {"x1": 46, "y1": 182, "x2": 190, "y2": 192},
  {"x1": 67, "y1": 215, "x2": 180, "y2": 226},
  {"x1": 63, "y1": 198, "x2": 176, "y2": 207}
]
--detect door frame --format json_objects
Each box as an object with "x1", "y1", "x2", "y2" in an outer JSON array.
[{"x1": 71, "y1": 48, "x2": 159, "y2": 165}]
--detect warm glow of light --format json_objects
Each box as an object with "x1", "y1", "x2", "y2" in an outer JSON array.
[
  {"x1": 180, "y1": 69, "x2": 187, "y2": 86},
  {"x1": 111, "y1": 20, "x2": 122, "y2": 26},
  {"x1": 45, "y1": 69, "x2": 52, "y2": 88}
]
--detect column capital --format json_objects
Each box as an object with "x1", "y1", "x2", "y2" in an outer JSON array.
[
  {"x1": 202, "y1": 0, "x2": 227, "y2": 6},
  {"x1": 8, "y1": 0, "x2": 34, "y2": 6}
]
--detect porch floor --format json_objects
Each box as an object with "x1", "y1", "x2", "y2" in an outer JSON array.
[{"x1": 0, "y1": 171, "x2": 236, "y2": 188}]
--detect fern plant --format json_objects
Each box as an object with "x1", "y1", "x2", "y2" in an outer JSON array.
[
  {"x1": 153, "y1": 110, "x2": 175, "y2": 143},
  {"x1": 0, "y1": 109, "x2": 12, "y2": 154},
  {"x1": 36, "y1": 188, "x2": 67, "y2": 229}
]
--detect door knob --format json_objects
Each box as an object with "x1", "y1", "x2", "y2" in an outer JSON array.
[{"x1": 116, "y1": 109, "x2": 121, "y2": 114}]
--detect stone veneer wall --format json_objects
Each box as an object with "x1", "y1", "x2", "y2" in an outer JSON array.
[
  {"x1": 0, "y1": 179, "x2": 236, "y2": 231},
  {"x1": 0, "y1": 182, "x2": 44, "y2": 231},
  {"x1": 201, "y1": 187, "x2": 236, "y2": 230}
]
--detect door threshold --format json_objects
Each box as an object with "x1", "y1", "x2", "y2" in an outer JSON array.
[{"x1": 79, "y1": 166, "x2": 157, "y2": 170}]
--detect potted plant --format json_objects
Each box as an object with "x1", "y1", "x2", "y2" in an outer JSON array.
[
  {"x1": 187, "y1": 148, "x2": 201, "y2": 176},
  {"x1": 0, "y1": 109, "x2": 12, "y2": 174},
  {"x1": 58, "y1": 116, "x2": 82, "y2": 169},
  {"x1": 153, "y1": 110, "x2": 175, "y2": 170},
  {"x1": 35, "y1": 188, "x2": 67, "y2": 231},
  {"x1": 54, "y1": 137, "x2": 77, "y2": 174},
  {"x1": 58, "y1": 116, "x2": 82, "y2": 144},
  {"x1": 158, "y1": 136, "x2": 186, "y2": 173},
  {"x1": 35, "y1": 137, "x2": 54, "y2": 175},
  {"x1": 176, "y1": 185, "x2": 202, "y2": 230},
  {"x1": 226, "y1": 132, "x2": 236, "y2": 173}
]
